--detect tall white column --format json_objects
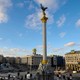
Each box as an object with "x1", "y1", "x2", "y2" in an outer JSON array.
[
  {"x1": 41, "y1": 16, "x2": 48, "y2": 64},
  {"x1": 43, "y1": 22, "x2": 47, "y2": 61}
]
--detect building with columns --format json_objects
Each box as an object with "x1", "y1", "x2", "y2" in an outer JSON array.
[
  {"x1": 21, "y1": 54, "x2": 51, "y2": 69},
  {"x1": 65, "y1": 50, "x2": 80, "y2": 71}
]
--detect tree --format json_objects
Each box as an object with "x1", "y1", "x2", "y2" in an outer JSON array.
[{"x1": 32, "y1": 48, "x2": 37, "y2": 55}]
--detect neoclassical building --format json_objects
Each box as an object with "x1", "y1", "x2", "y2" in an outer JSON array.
[
  {"x1": 65, "y1": 50, "x2": 80, "y2": 71},
  {"x1": 21, "y1": 54, "x2": 51, "y2": 69}
]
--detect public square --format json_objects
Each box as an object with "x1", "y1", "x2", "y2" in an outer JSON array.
[
  {"x1": 0, "y1": 71, "x2": 80, "y2": 80},
  {"x1": 0, "y1": 0, "x2": 80, "y2": 80}
]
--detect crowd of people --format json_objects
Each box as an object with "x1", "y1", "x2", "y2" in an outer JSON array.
[
  {"x1": 55, "y1": 73, "x2": 73, "y2": 80},
  {"x1": 0, "y1": 72, "x2": 33, "y2": 80},
  {"x1": 0, "y1": 72, "x2": 73, "y2": 80}
]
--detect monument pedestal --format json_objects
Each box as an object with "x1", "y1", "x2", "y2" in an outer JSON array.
[
  {"x1": 36, "y1": 62, "x2": 54, "y2": 80},
  {"x1": 37, "y1": 62, "x2": 53, "y2": 75}
]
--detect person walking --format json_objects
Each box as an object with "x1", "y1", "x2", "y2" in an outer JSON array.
[
  {"x1": 36, "y1": 72, "x2": 40, "y2": 80},
  {"x1": 8, "y1": 74, "x2": 10, "y2": 80},
  {"x1": 30, "y1": 73, "x2": 33, "y2": 80},
  {"x1": 25, "y1": 74, "x2": 27, "y2": 79},
  {"x1": 59, "y1": 73, "x2": 62, "y2": 80},
  {"x1": 27, "y1": 72, "x2": 31, "y2": 80},
  {"x1": 21, "y1": 76, "x2": 23, "y2": 80},
  {"x1": 69, "y1": 74, "x2": 72, "y2": 80},
  {"x1": 56, "y1": 74, "x2": 59, "y2": 80},
  {"x1": 62, "y1": 75, "x2": 66, "y2": 80}
]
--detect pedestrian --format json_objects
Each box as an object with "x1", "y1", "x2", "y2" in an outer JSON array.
[
  {"x1": 21, "y1": 76, "x2": 23, "y2": 80},
  {"x1": 59, "y1": 73, "x2": 61, "y2": 79},
  {"x1": 17, "y1": 72, "x2": 20, "y2": 77},
  {"x1": 69, "y1": 74, "x2": 72, "y2": 80},
  {"x1": 13, "y1": 78, "x2": 15, "y2": 80},
  {"x1": 56, "y1": 74, "x2": 59, "y2": 80},
  {"x1": 36, "y1": 72, "x2": 40, "y2": 80},
  {"x1": 8, "y1": 74, "x2": 10, "y2": 80},
  {"x1": 27, "y1": 72, "x2": 31, "y2": 80},
  {"x1": 30, "y1": 73, "x2": 33, "y2": 80},
  {"x1": 67, "y1": 77, "x2": 70, "y2": 80},
  {"x1": 25, "y1": 74, "x2": 27, "y2": 79},
  {"x1": 0, "y1": 78, "x2": 3, "y2": 80},
  {"x1": 63, "y1": 75, "x2": 66, "y2": 80}
]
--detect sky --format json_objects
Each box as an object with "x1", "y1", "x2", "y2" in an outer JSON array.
[{"x1": 0, "y1": 0, "x2": 80, "y2": 57}]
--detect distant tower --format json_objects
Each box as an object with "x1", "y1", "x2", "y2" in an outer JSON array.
[{"x1": 32, "y1": 48, "x2": 37, "y2": 55}]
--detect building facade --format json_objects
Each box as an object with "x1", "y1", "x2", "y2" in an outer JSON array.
[
  {"x1": 0, "y1": 55, "x2": 4, "y2": 64},
  {"x1": 21, "y1": 54, "x2": 51, "y2": 69},
  {"x1": 15, "y1": 57, "x2": 21, "y2": 64},
  {"x1": 51, "y1": 55, "x2": 65, "y2": 70},
  {"x1": 5, "y1": 57, "x2": 15, "y2": 64},
  {"x1": 65, "y1": 50, "x2": 80, "y2": 71}
]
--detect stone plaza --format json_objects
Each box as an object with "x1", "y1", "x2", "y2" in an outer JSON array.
[{"x1": 0, "y1": 71, "x2": 80, "y2": 80}]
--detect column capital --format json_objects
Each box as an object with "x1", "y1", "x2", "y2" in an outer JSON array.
[{"x1": 41, "y1": 16, "x2": 48, "y2": 23}]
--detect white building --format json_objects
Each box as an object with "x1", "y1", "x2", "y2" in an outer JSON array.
[{"x1": 21, "y1": 54, "x2": 51, "y2": 69}]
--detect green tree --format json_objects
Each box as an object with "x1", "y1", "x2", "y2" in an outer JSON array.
[{"x1": 32, "y1": 48, "x2": 37, "y2": 55}]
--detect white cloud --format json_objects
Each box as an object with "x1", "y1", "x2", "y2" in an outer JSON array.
[
  {"x1": 0, "y1": 48, "x2": 32, "y2": 57},
  {"x1": 25, "y1": 0, "x2": 68, "y2": 30},
  {"x1": 25, "y1": 13, "x2": 41, "y2": 30},
  {"x1": 0, "y1": 12, "x2": 8, "y2": 23},
  {"x1": 35, "y1": 0, "x2": 68, "y2": 12},
  {"x1": 28, "y1": 2, "x2": 35, "y2": 10},
  {"x1": 25, "y1": 11, "x2": 54, "y2": 30},
  {"x1": 0, "y1": 0, "x2": 12, "y2": 23},
  {"x1": 35, "y1": 0, "x2": 58, "y2": 12},
  {"x1": 76, "y1": 19, "x2": 80, "y2": 27},
  {"x1": 53, "y1": 48, "x2": 64, "y2": 52},
  {"x1": 64, "y1": 42, "x2": 76, "y2": 47},
  {"x1": 56, "y1": 15, "x2": 66, "y2": 27},
  {"x1": 59, "y1": 32, "x2": 66, "y2": 38}
]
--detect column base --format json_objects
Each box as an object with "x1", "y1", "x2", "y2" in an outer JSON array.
[
  {"x1": 37, "y1": 62, "x2": 53, "y2": 75},
  {"x1": 35, "y1": 62, "x2": 54, "y2": 80}
]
